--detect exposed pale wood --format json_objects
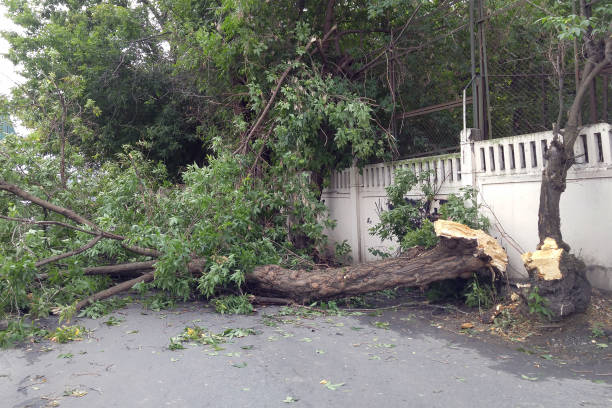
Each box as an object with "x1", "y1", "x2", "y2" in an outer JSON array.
[
  {"x1": 434, "y1": 219, "x2": 508, "y2": 274},
  {"x1": 522, "y1": 237, "x2": 563, "y2": 281}
]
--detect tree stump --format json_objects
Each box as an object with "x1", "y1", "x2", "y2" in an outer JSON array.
[{"x1": 521, "y1": 238, "x2": 591, "y2": 320}]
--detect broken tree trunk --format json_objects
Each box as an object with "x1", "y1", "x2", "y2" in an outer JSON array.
[
  {"x1": 525, "y1": 28, "x2": 611, "y2": 320},
  {"x1": 65, "y1": 220, "x2": 507, "y2": 311},
  {"x1": 521, "y1": 238, "x2": 590, "y2": 320},
  {"x1": 247, "y1": 220, "x2": 507, "y2": 303}
]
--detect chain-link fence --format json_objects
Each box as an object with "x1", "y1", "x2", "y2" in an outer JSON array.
[
  {"x1": 393, "y1": 2, "x2": 472, "y2": 158},
  {"x1": 485, "y1": 1, "x2": 571, "y2": 138},
  {"x1": 393, "y1": 0, "x2": 611, "y2": 157},
  {"x1": 397, "y1": 106, "x2": 471, "y2": 156},
  {"x1": 485, "y1": 0, "x2": 610, "y2": 139}
]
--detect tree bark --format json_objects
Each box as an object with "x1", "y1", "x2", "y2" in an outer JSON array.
[
  {"x1": 72, "y1": 271, "x2": 156, "y2": 313},
  {"x1": 522, "y1": 238, "x2": 590, "y2": 320},
  {"x1": 248, "y1": 221, "x2": 507, "y2": 303},
  {"x1": 529, "y1": 25, "x2": 611, "y2": 320},
  {"x1": 537, "y1": 138, "x2": 568, "y2": 250}
]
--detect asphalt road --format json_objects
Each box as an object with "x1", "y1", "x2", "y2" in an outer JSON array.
[{"x1": 1, "y1": 301, "x2": 611, "y2": 408}]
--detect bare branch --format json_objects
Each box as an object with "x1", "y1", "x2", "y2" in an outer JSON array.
[
  {"x1": 38, "y1": 260, "x2": 157, "y2": 280},
  {"x1": 120, "y1": 243, "x2": 161, "y2": 257},
  {"x1": 72, "y1": 271, "x2": 156, "y2": 313},
  {"x1": 0, "y1": 215, "x2": 96, "y2": 236},
  {"x1": 0, "y1": 180, "x2": 161, "y2": 258},
  {"x1": 0, "y1": 180, "x2": 97, "y2": 229},
  {"x1": 235, "y1": 24, "x2": 338, "y2": 154},
  {"x1": 35, "y1": 235, "x2": 103, "y2": 268},
  {"x1": 564, "y1": 32, "x2": 612, "y2": 150},
  {"x1": 352, "y1": 4, "x2": 422, "y2": 78},
  {"x1": 83, "y1": 261, "x2": 157, "y2": 276}
]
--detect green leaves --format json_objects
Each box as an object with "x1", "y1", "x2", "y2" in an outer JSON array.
[
  {"x1": 439, "y1": 187, "x2": 489, "y2": 231},
  {"x1": 197, "y1": 255, "x2": 241, "y2": 298},
  {"x1": 154, "y1": 238, "x2": 193, "y2": 301},
  {"x1": 369, "y1": 167, "x2": 438, "y2": 249},
  {"x1": 169, "y1": 325, "x2": 258, "y2": 350},
  {"x1": 211, "y1": 295, "x2": 254, "y2": 315},
  {"x1": 324, "y1": 382, "x2": 345, "y2": 391},
  {"x1": 538, "y1": 15, "x2": 592, "y2": 40},
  {"x1": 370, "y1": 169, "x2": 489, "y2": 255},
  {"x1": 527, "y1": 286, "x2": 553, "y2": 320}
]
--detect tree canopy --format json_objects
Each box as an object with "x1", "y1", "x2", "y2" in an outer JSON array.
[{"x1": 0, "y1": 0, "x2": 610, "y2": 327}]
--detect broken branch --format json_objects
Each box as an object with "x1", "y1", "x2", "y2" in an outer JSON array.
[
  {"x1": 72, "y1": 271, "x2": 155, "y2": 313},
  {"x1": 35, "y1": 234, "x2": 103, "y2": 268},
  {"x1": 235, "y1": 24, "x2": 338, "y2": 154},
  {"x1": 0, "y1": 180, "x2": 161, "y2": 258}
]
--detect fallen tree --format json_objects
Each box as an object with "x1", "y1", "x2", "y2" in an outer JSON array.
[
  {"x1": 248, "y1": 220, "x2": 507, "y2": 303},
  {"x1": 0, "y1": 176, "x2": 507, "y2": 312}
]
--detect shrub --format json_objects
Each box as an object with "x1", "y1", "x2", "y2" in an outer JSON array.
[{"x1": 370, "y1": 168, "x2": 489, "y2": 252}]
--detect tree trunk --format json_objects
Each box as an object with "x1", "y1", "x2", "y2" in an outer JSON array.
[
  {"x1": 36, "y1": 219, "x2": 505, "y2": 311},
  {"x1": 537, "y1": 138, "x2": 568, "y2": 250},
  {"x1": 522, "y1": 239, "x2": 590, "y2": 320},
  {"x1": 528, "y1": 134, "x2": 591, "y2": 320},
  {"x1": 248, "y1": 220, "x2": 507, "y2": 303},
  {"x1": 527, "y1": 26, "x2": 611, "y2": 320}
]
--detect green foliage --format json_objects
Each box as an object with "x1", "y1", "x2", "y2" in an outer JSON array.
[
  {"x1": 169, "y1": 325, "x2": 257, "y2": 349},
  {"x1": 48, "y1": 325, "x2": 86, "y2": 343},
  {"x1": 333, "y1": 240, "x2": 352, "y2": 265},
  {"x1": 538, "y1": 3, "x2": 612, "y2": 40},
  {"x1": 154, "y1": 239, "x2": 195, "y2": 301},
  {"x1": 371, "y1": 167, "x2": 434, "y2": 244},
  {"x1": 527, "y1": 286, "x2": 552, "y2": 320},
  {"x1": 277, "y1": 306, "x2": 324, "y2": 319},
  {"x1": 211, "y1": 295, "x2": 254, "y2": 315},
  {"x1": 317, "y1": 300, "x2": 340, "y2": 314},
  {"x1": 368, "y1": 248, "x2": 392, "y2": 259},
  {"x1": 0, "y1": 132, "x2": 335, "y2": 320},
  {"x1": 402, "y1": 219, "x2": 438, "y2": 249},
  {"x1": 0, "y1": 319, "x2": 48, "y2": 348},
  {"x1": 0, "y1": 254, "x2": 37, "y2": 317},
  {"x1": 78, "y1": 297, "x2": 132, "y2": 319},
  {"x1": 370, "y1": 169, "x2": 489, "y2": 254},
  {"x1": 2, "y1": 0, "x2": 204, "y2": 177},
  {"x1": 103, "y1": 316, "x2": 124, "y2": 326},
  {"x1": 143, "y1": 294, "x2": 176, "y2": 312},
  {"x1": 372, "y1": 321, "x2": 390, "y2": 329},
  {"x1": 463, "y1": 275, "x2": 494, "y2": 310},
  {"x1": 56, "y1": 303, "x2": 77, "y2": 325},
  {"x1": 590, "y1": 323, "x2": 605, "y2": 339},
  {"x1": 439, "y1": 187, "x2": 490, "y2": 231},
  {"x1": 378, "y1": 289, "x2": 399, "y2": 300},
  {"x1": 197, "y1": 255, "x2": 244, "y2": 299}
]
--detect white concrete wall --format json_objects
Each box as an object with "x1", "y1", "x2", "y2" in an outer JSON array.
[
  {"x1": 322, "y1": 123, "x2": 612, "y2": 291},
  {"x1": 322, "y1": 153, "x2": 463, "y2": 263},
  {"x1": 474, "y1": 123, "x2": 612, "y2": 289}
]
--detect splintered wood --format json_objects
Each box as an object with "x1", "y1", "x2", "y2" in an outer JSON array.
[
  {"x1": 522, "y1": 237, "x2": 563, "y2": 280},
  {"x1": 433, "y1": 219, "x2": 508, "y2": 274}
]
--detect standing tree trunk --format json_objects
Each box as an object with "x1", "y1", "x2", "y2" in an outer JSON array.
[{"x1": 523, "y1": 25, "x2": 611, "y2": 320}]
